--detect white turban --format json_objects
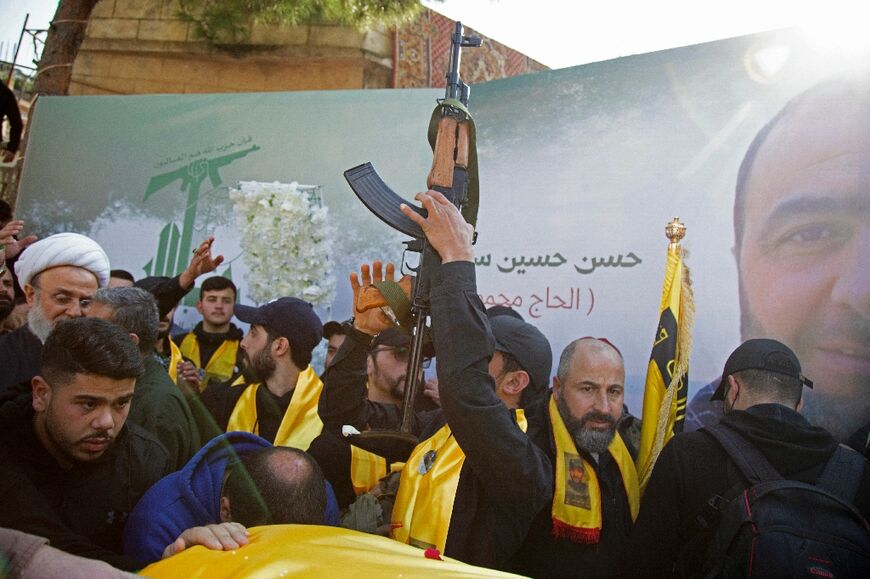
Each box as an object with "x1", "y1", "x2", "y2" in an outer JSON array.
[{"x1": 14, "y1": 232, "x2": 111, "y2": 288}]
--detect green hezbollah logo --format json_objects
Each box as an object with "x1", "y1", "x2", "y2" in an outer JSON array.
[{"x1": 143, "y1": 143, "x2": 259, "y2": 303}]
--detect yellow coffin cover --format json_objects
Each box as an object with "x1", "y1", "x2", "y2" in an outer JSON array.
[{"x1": 139, "y1": 525, "x2": 523, "y2": 578}]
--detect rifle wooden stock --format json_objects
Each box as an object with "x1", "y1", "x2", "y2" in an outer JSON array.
[
  {"x1": 427, "y1": 116, "x2": 459, "y2": 189},
  {"x1": 341, "y1": 22, "x2": 479, "y2": 460},
  {"x1": 455, "y1": 121, "x2": 470, "y2": 169}
]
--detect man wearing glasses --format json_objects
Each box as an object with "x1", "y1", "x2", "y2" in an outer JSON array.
[
  {"x1": 367, "y1": 328, "x2": 424, "y2": 408},
  {"x1": 0, "y1": 233, "x2": 110, "y2": 396}
]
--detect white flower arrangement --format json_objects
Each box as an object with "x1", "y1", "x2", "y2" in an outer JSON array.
[{"x1": 230, "y1": 181, "x2": 336, "y2": 307}]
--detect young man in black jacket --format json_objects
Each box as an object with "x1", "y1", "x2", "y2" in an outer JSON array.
[
  {"x1": 0, "y1": 317, "x2": 172, "y2": 571},
  {"x1": 625, "y1": 338, "x2": 870, "y2": 578}
]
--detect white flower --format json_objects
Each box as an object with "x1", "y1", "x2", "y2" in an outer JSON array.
[{"x1": 231, "y1": 181, "x2": 336, "y2": 307}]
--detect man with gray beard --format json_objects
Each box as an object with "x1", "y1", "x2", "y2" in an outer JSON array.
[
  {"x1": 513, "y1": 337, "x2": 640, "y2": 578},
  {"x1": 0, "y1": 233, "x2": 110, "y2": 397}
]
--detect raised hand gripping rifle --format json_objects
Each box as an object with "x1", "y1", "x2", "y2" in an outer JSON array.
[{"x1": 344, "y1": 22, "x2": 481, "y2": 457}]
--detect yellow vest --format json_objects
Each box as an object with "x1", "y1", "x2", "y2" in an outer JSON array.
[
  {"x1": 226, "y1": 365, "x2": 324, "y2": 449},
  {"x1": 179, "y1": 332, "x2": 239, "y2": 390},
  {"x1": 391, "y1": 410, "x2": 527, "y2": 552}
]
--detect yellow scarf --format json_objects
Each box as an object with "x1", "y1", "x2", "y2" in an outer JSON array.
[
  {"x1": 549, "y1": 396, "x2": 639, "y2": 543},
  {"x1": 391, "y1": 410, "x2": 527, "y2": 552},
  {"x1": 350, "y1": 445, "x2": 404, "y2": 495},
  {"x1": 179, "y1": 332, "x2": 239, "y2": 390},
  {"x1": 226, "y1": 365, "x2": 324, "y2": 449},
  {"x1": 167, "y1": 339, "x2": 182, "y2": 383}
]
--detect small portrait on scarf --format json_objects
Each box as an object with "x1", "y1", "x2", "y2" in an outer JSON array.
[{"x1": 565, "y1": 453, "x2": 591, "y2": 509}]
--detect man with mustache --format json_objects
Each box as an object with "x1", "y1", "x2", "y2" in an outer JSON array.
[
  {"x1": 0, "y1": 266, "x2": 14, "y2": 324},
  {"x1": 0, "y1": 232, "x2": 109, "y2": 397},
  {"x1": 685, "y1": 73, "x2": 870, "y2": 451},
  {"x1": 0, "y1": 317, "x2": 172, "y2": 570},
  {"x1": 364, "y1": 328, "x2": 410, "y2": 408},
  {"x1": 512, "y1": 337, "x2": 639, "y2": 578},
  {"x1": 198, "y1": 297, "x2": 325, "y2": 451}
]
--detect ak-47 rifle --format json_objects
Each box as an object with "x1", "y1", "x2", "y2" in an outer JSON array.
[{"x1": 344, "y1": 22, "x2": 481, "y2": 457}]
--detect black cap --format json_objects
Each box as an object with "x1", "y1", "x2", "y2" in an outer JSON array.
[
  {"x1": 490, "y1": 316, "x2": 552, "y2": 397},
  {"x1": 711, "y1": 338, "x2": 813, "y2": 401},
  {"x1": 235, "y1": 297, "x2": 323, "y2": 356},
  {"x1": 372, "y1": 327, "x2": 411, "y2": 349},
  {"x1": 486, "y1": 305, "x2": 524, "y2": 321}
]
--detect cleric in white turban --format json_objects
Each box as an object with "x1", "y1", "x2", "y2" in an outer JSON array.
[
  {"x1": 14, "y1": 232, "x2": 111, "y2": 289},
  {"x1": 0, "y1": 232, "x2": 111, "y2": 395}
]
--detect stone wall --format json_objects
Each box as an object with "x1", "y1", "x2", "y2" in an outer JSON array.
[
  {"x1": 71, "y1": 0, "x2": 393, "y2": 95},
  {"x1": 70, "y1": 1, "x2": 547, "y2": 96}
]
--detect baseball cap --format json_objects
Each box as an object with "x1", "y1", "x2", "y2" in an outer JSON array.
[
  {"x1": 372, "y1": 327, "x2": 411, "y2": 349},
  {"x1": 490, "y1": 316, "x2": 553, "y2": 399},
  {"x1": 710, "y1": 338, "x2": 813, "y2": 401},
  {"x1": 235, "y1": 297, "x2": 323, "y2": 356}
]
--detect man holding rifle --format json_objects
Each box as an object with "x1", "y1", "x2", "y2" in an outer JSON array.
[
  {"x1": 383, "y1": 190, "x2": 553, "y2": 571},
  {"x1": 393, "y1": 191, "x2": 639, "y2": 576}
]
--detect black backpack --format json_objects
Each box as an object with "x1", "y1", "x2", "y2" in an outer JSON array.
[{"x1": 696, "y1": 424, "x2": 870, "y2": 579}]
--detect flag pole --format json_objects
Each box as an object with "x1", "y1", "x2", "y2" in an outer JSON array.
[{"x1": 636, "y1": 217, "x2": 694, "y2": 492}]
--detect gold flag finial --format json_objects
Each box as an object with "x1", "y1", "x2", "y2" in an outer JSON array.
[{"x1": 666, "y1": 217, "x2": 686, "y2": 249}]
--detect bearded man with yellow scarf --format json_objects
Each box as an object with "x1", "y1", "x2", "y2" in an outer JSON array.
[
  {"x1": 396, "y1": 191, "x2": 639, "y2": 575},
  {"x1": 512, "y1": 337, "x2": 640, "y2": 577},
  {"x1": 199, "y1": 297, "x2": 326, "y2": 451}
]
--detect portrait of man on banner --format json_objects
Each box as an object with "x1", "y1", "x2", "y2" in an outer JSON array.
[{"x1": 685, "y1": 72, "x2": 870, "y2": 450}]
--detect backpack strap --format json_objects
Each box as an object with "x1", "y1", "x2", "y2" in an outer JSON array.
[
  {"x1": 704, "y1": 423, "x2": 782, "y2": 485},
  {"x1": 816, "y1": 444, "x2": 866, "y2": 502}
]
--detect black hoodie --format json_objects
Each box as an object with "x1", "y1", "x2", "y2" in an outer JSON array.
[
  {"x1": 0, "y1": 394, "x2": 172, "y2": 570},
  {"x1": 623, "y1": 403, "x2": 870, "y2": 579}
]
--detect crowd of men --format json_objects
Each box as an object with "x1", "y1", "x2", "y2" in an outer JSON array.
[{"x1": 0, "y1": 74, "x2": 868, "y2": 577}]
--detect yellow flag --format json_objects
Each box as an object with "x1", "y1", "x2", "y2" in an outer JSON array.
[{"x1": 636, "y1": 228, "x2": 694, "y2": 492}]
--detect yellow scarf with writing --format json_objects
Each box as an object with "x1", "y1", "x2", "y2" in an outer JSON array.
[
  {"x1": 549, "y1": 396, "x2": 639, "y2": 543},
  {"x1": 179, "y1": 333, "x2": 239, "y2": 391},
  {"x1": 226, "y1": 365, "x2": 324, "y2": 449},
  {"x1": 391, "y1": 410, "x2": 527, "y2": 552}
]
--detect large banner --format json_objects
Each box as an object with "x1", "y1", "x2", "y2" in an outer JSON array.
[{"x1": 17, "y1": 28, "x2": 868, "y2": 440}]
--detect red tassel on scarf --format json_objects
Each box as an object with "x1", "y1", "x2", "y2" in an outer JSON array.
[{"x1": 552, "y1": 518, "x2": 601, "y2": 544}]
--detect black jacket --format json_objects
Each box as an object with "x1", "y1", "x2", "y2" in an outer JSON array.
[
  {"x1": 128, "y1": 356, "x2": 201, "y2": 470},
  {"x1": 0, "y1": 394, "x2": 172, "y2": 571},
  {"x1": 623, "y1": 403, "x2": 870, "y2": 578},
  {"x1": 424, "y1": 261, "x2": 553, "y2": 570},
  {"x1": 511, "y1": 399, "x2": 637, "y2": 578},
  {"x1": 0, "y1": 325, "x2": 41, "y2": 397}
]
